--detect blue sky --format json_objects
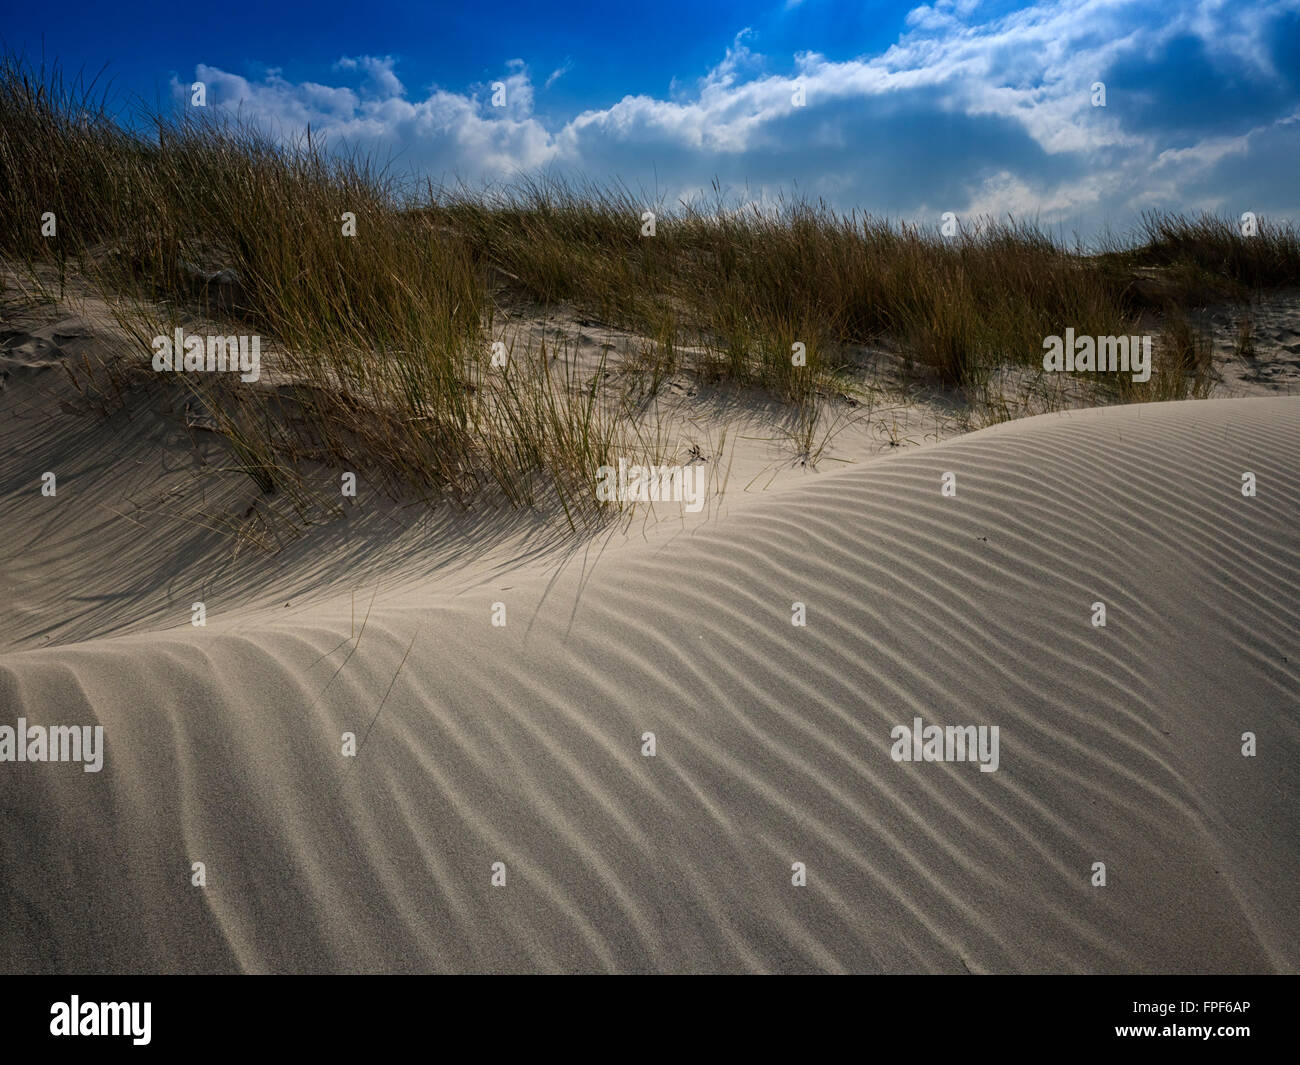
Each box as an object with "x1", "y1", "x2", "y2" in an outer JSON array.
[{"x1": 7, "y1": 0, "x2": 1300, "y2": 239}]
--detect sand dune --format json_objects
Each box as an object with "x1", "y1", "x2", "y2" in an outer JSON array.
[{"x1": 2, "y1": 396, "x2": 1298, "y2": 973}]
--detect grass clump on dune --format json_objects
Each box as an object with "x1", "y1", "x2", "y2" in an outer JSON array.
[{"x1": 3, "y1": 52, "x2": 1294, "y2": 521}]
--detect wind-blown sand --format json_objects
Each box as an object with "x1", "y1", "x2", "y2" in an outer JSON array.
[{"x1": 2, "y1": 361, "x2": 1298, "y2": 970}]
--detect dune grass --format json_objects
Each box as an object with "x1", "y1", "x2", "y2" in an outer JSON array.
[{"x1": 2, "y1": 53, "x2": 1295, "y2": 521}]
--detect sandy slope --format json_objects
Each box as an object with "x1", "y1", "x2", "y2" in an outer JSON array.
[{"x1": 1, "y1": 390, "x2": 1298, "y2": 973}]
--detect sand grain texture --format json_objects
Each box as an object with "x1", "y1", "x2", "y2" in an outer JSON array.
[{"x1": 2, "y1": 397, "x2": 1298, "y2": 973}]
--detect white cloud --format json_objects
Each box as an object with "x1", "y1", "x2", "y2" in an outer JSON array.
[
  {"x1": 544, "y1": 59, "x2": 573, "y2": 90},
  {"x1": 334, "y1": 55, "x2": 404, "y2": 99},
  {"x1": 175, "y1": 1, "x2": 1300, "y2": 231}
]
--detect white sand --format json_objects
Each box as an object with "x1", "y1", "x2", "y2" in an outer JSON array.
[{"x1": 2, "y1": 290, "x2": 1298, "y2": 972}]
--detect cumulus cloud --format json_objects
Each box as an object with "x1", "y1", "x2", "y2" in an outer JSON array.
[
  {"x1": 334, "y1": 55, "x2": 405, "y2": 99},
  {"x1": 173, "y1": 0, "x2": 1300, "y2": 235}
]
